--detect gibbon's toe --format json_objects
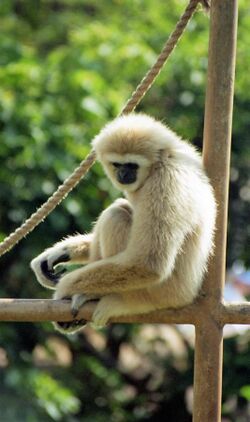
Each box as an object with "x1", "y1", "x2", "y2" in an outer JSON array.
[
  {"x1": 92, "y1": 294, "x2": 123, "y2": 328},
  {"x1": 71, "y1": 294, "x2": 88, "y2": 318},
  {"x1": 71, "y1": 294, "x2": 99, "y2": 318},
  {"x1": 92, "y1": 305, "x2": 111, "y2": 328}
]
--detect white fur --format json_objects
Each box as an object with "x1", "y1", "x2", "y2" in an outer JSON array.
[{"x1": 31, "y1": 113, "x2": 216, "y2": 333}]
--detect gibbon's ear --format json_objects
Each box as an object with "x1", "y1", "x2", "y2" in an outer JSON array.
[
  {"x1": 157, "y1": 149, "x2": 164, "y2": 160},
  {"x1": 155, "y1": 148, "x2": 171, "y2": 163}
]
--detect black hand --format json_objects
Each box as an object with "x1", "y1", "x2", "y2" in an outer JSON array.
[{"x1": 40, "y1": 253, "x2": 70, "y2": 283}]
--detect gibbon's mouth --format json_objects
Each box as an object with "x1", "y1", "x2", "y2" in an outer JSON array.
[{"x1": 117, "y1": 175, "x2": 136, "y2": 184}]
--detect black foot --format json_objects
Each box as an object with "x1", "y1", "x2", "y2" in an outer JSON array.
[{"x1": 54, "y1": 319, "x2": 87, "y2": 334}]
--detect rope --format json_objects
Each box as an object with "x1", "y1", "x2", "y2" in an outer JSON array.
[
  {"x1": 0, "y1": 0, "x2": 206, "y2": 257},
  {"x1": 121, "y1": 0, "x2": 206, "y2": 114}
]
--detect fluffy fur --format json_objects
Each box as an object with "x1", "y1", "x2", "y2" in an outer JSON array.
[{"x1": 31, "y1": 113, "x2": 216, "y2": 333}]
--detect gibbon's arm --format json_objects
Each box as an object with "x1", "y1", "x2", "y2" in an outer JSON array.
[
  {"x1": 55, "y1": 224, "x2": 191, "y2": 299},
  {"x1": 54, "y1": 255, "x2": 161, "y2": 299},
  {"x1": 30, "y1": 234, "x2": 94, "y2": 289}
]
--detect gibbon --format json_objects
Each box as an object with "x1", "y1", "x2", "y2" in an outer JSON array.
[{"x1": 31, "y1": 113, "x2": 216, "y2": 333}]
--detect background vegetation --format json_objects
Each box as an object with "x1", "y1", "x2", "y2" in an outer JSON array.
[{"x1": 0, "y1": 0, "x2": 249, "y2": 420}]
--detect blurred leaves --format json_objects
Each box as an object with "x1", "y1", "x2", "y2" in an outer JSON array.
[
  {"x1": 30, "y1": 371, "x2": 81, "y2": 419},
  {"x1": 0, "y1": 0, "x2": 249, "y2": 421}
]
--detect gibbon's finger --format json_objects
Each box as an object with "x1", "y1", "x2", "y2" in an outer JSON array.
[
  {"x1": 41, "y1": 252, "x2": 70, "y2": 283},
  {"x1": 40, "y1": 259, "x2": 66, "y2": 284},
  {"x1": 47, "y1": 252, "x2": 70, "y2": 271}
]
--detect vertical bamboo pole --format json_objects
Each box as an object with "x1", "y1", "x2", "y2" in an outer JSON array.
[
  {"x1": 193, "y1": 320, "x2": 224, "y2": 421},
  {"x1": 202, "y1": 0, "x2": 238, "y2": 303},
  {"x1": 193, "y1": 1, "x2": 238, "y2": 421}
]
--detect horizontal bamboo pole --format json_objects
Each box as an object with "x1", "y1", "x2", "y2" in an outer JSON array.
[
  {"x1": 0, "y1": 299, "x2": 199, "y2": 324},
  {"x1": 0, "y1": 299, "x2": 249, "y2": 324},
  {"x1": 220, "y1": 302, "x2": 250, "y2": 324}
]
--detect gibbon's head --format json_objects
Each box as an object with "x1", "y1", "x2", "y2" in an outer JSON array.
[{"x1": 92, "y1": 113, "x2": 200, "y2": 192}]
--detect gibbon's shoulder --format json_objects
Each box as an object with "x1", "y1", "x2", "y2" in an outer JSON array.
[{"x1": 92, "y1": 113, "x2": 202, "y2": 169}]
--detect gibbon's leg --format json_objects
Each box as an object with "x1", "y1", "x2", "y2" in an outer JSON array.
[
  {"x1": 92, "y1": 276, "x2": 195, "y2": 327},
  {"x1": 97, "y1": 198, "x2": 133, "y2": 258},
  {"x1": 54, "y1": 198, "x2": 133, "y2": 333},
  {"x1": 68, "y1": 198, "x2": 133, "y2": 316},
  {"x1": 92, "y1": 229, "x2": 208, "y2": 326},
  {"x1": 92, "y1": 290, "x2": 155, "y2": 327}
]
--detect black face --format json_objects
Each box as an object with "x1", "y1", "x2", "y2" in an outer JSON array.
[{"x1": 112, "y1": 162, "x2": 139, "y2": 184}]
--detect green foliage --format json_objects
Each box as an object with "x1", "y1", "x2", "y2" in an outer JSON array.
[
  {"x1": 0, "y1": 367, "x2": 80, "y2": 421},
  {"x1": 240, "y1": 386, "x2": 250, "y2": 401},
  {"x1": 0, "y1": 1, "x2": 249, "y2": 421},
  {"x1": 31, "y1": 371, "x2": 80, "y2": 419}
]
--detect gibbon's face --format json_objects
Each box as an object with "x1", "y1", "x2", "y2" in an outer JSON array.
[
  {"x1": 101, "y1": 153, "x2": 151, "y2": 192},
  {"x1": 92, "y1": 114, "x2": 181, "y2": 192}
]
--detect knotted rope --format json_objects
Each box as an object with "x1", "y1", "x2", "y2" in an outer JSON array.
[{"x1": 0, "y1": 0, "x2": 208, "y2": 257}]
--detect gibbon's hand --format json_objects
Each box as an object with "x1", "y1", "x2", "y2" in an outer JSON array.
[
  {"x1": 31, "y1": 234, "x2": 93, "y2": 289},
  {"x1": 30, "y1": 245, "x2": 70, "y2": 289}
]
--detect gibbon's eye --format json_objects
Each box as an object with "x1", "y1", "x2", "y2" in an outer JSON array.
[
  {"x1": 126, "y1": 162, "x2": 139, "y2": 170},
  {"x1": 112, "y1": 162, "x2": 122, "y2": 168}
]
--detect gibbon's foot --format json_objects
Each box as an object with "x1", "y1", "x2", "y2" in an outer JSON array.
[
  {"x1": 53, "y1": 295, "x2": 88, "y2": 334},
  {"x1": 53, "y1": 319, "x2": 88, "y2": 334},
  {"x1": 53, "y1": 294, "x2": 99, "y2": 334},
  {"x1": 31, "y1": 247, "x2": 70, "y2": 289},
  {"x1": 91, "y1": 294, "x2": 123, "y2": 328}
]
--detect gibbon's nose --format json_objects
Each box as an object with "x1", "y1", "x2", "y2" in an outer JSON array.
[{"x1": 117, "y1": 167, "x2": 137, "y2": 184}]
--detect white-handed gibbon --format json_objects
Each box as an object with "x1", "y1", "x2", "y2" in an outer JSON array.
[{"x1": 31, "y1": 113, "x2": 216, "y2": 333}]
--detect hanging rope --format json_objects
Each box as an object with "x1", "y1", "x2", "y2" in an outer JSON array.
[{"x1": 0, "y1": 0, "x2": 208, "y2": 257}]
